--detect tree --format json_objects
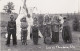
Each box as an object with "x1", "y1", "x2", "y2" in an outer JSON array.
[{"x1": 3, "y1": 2, "x2": 14, "y2": 14}]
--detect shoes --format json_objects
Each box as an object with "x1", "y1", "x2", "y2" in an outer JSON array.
[
  {"x1": 22, "y1": 43, "x2": 27, "y2": 45},
  {"x1": 6, "y1": 44, "x2": 10, "y2": 47},
  {"x1": 13, "y1": 44, "x2": 17, "y2": 47},
  {"x1": 68, "y1": 41, "x2": 72, "y2": 44},
  {"x1": 25, "y1": 43, "x2": 27, "y2": 45},
  {"x1": 13, "y1": 44, "x2": 17, "y2": 46},
  {"x1": 34, "y1": 43, "x2": 38, "y2": 45},
  {"x1": 22, "y1": 43, "x2": 25, "y2": 45}
]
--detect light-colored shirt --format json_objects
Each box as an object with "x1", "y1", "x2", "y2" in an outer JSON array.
[{"x1": 21, "y1": 22, "x2": 28, "y2": 29}]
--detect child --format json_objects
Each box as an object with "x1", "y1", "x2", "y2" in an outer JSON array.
[
  {"x1": 62, "y1": 17, "x2": 72, "y2": 43},
  {"x1": 20, "y1": 17, "x2": 28, "y2": 45},
  {"x1": 32, "y1": 17, "x2": 39, "y2": 45}
]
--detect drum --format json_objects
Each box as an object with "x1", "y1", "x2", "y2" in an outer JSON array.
[{"x1": 45, "y1": 37, "x2": 51, "y2": 44}]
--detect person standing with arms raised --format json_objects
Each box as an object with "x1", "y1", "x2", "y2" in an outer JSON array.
[{"x1": 6, "y1": 15, "x2": 17, "y2": 46}]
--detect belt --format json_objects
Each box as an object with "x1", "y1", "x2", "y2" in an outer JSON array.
[{"x1": 9, "y1": 28, "x2": 14, "y2": 29}]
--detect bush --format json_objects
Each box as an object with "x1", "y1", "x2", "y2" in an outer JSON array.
[
  {"x1": 73, "y1": 17, "x2": 79, "y2": 31},
  {"x1": 1, "y1": 21, "x2": 8, "y2": 27},
  {"x1": 78, "y1": 20, "x2": 80, "y2": 31}
]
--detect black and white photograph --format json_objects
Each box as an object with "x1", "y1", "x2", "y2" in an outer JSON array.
[{"x1": 0, "y1": 0, "x2": 80, "y2": 51}]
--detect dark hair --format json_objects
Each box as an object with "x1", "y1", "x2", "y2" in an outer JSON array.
[
  {"x1": 34, "y1": 17, "x2": 37, "y2": 21},
  {"x1": 20, "y1": 17, "x2": 26, "y2": 22},
  {"x1": 27, "y1": 14, "x2": 30, "y2": 18},
  {"x1": 10, "y1": 15, "x2": 14, "y2": 19},
  {"x1": 63, "y1": 17, "x2": 67, "y2": 19}
]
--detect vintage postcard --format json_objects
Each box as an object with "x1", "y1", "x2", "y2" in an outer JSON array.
[{"x1": 0, "y1": 0, "x2": 80, "y2": 51}]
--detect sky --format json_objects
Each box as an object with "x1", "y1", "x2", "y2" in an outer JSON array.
[{"x1": 0, "y1": 0, "x2": 79, "y2": 14}]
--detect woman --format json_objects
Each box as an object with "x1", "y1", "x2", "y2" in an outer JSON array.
[
  {"x1": 43, "y1": 15, "x2": 51, "y2": 44},
  {"x1": 62, "y1": 17, "x2": 72, "y2": 43},
  {"x1": 51, "y1": 16, "x2": 60, "y2": 43}
]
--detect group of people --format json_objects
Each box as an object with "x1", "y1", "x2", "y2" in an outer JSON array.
[
  {"x1": 43, "y1": 15, "x2": 72, "y2": 44},
  {"x1": 6, "y1": 14, "x2": 72, "y2": 46}
]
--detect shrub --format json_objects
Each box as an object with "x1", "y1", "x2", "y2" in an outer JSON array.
[
  {"x1": 1, "y1": 21, "x2": 8, "y2": 27},
  {"x1": 73, "y1": 17, "x2": 79, "y2": 31}
]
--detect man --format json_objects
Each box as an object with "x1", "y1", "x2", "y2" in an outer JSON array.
[
  {"x1": 62, "y1": 17, "x2": 72, "y2": 43},
  {"x1": 6, "y1": 15, "x2": 17, "y2": 46}
]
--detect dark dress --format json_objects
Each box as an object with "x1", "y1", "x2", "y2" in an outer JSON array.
[
  {"x1": 52, "y1": 31, "x2": 59, "y2": 42},
  {"x1": 62, "y1": 21, "x2": 72, "y2": 43},
  {"x1": 44, "y1": 24, "x2": 51, "y2": 44},
  {"x1": 6, "y1": 21, "x2": 17, "y2": 45},
  {"x1": 32, "y1": 26, "x2": 38, "y2": 44},
  {"x1": 32, "y1": 18, "x2": 39, "y2": 45},
  {"x1": 51, "y1": 20, "x2": 60, "y2": 43}
]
